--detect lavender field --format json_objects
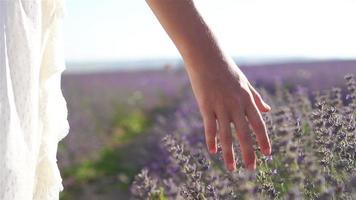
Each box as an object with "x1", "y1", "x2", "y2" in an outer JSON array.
[{"x1": 59, "y1": 60, "x2": 356, "y2": 199}]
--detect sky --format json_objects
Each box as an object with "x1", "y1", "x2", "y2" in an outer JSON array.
[{"x1": 64, "y1": 0, "x2": 356, "y2": 62}]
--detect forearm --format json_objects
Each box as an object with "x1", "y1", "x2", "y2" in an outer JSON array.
[
  {"x1": 145, "y1": 0, "x2": 230, "y2": 75},
  {"x1": 146, "y1": 0, "x2": 271, "y2": 171}
]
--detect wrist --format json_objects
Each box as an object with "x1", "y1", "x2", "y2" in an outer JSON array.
[{"x1": 183, "y1": 49, "x2": 234, "y2": 77}]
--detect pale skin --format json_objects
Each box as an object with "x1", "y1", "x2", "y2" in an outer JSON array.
[{"x1": 146, "y1": 0, "x2": 272, "y2": 171}]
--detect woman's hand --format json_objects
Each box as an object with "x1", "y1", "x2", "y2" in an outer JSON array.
[
  {"x1": 146, "y1": 0, "x2": 272, "y2": 171},
  {"x1": 188, "y1": 57, "x2": 271, "y2": 171}
]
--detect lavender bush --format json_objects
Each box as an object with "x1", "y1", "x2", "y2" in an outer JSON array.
[
  {"x1": 60, "y1": 69, "x2": 188, "y2": 168},
  {"x1": 58, "y1": 61, "x2": 355, "y2": 199},
  {"x1": 131, "y1": 74, "x2": 356, "y2": 200}
]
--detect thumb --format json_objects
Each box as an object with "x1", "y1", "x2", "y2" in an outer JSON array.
[{"x1": 249, "y1": 85, "x2": 271, "y2": 112}]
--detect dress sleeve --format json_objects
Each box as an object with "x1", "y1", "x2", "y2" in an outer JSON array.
[{"x1": 34, "y1": 0, "x2": 70, "y2": 199}]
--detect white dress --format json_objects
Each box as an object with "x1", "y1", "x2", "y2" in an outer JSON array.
[{"x1": 0, "y1": 0, "x2": 69, "y2": 199}]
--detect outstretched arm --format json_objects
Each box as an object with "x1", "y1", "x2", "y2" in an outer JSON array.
[{"x1": 146, "y1": 0, "x2": 271, "y2": 171}]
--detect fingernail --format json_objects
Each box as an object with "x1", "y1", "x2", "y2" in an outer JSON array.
[
  {"x1": 264, "y1": 103, "x2": 271, "y2": 111},
  {"x1": 209, "y1": 146, "x2": 217, "y2": 154},
  {"x1": 227, "y1": 163, "x2": 236, "y2": 172},
  {"x1": 262, "y1": 147, "x2": 271, "y2": 156},
  {"x1": 209, "y1": 148, "x2": 217, "y2": 154}
]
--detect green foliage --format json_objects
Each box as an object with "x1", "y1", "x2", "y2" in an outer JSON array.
[
  {"x1": 111, "y1": 105, "x2": 151, "y2": 143},
  {"x1": 63, "y1": 105, "x2": 152, "y2": 186},
  {"x1": 73, "y1": 160, "x2": 98, "y2": 182},
  {"x1": 150, "y1": 187, "x2": 168, "y2": 200},
  {"x1": 64, "y1": 145, "x2": 141, "y2": 185}
]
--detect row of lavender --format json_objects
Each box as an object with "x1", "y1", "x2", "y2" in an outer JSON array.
[
  {"x1": 58, "y1": 60, "x2": 355, "y2": 199},
  {"x1": 130, "y1": 73, "x2": 356, "y2": 199},
  {"x1": 59, "y1": 60, "x2": 355, "y2": 169},
  {"x1": 60, "y1": 69, "x2": 188, "y2": 168}
]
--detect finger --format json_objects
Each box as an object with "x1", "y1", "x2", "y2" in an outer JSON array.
[
  {"x1": 249, "y1": 84, "x2": 271, "y2": 112},
  {"x1": 246, "y1": 100, "x2": 271, "y2": 156},
  {"x1": 217, "y1": 114, "x2": 236, "y2": 171},
  {"x1": 233, "y1": 112, "x2": 256, "y2": 170},
  {"x1": 202, "y1": 111, "x2": 217, "y2": 154}
]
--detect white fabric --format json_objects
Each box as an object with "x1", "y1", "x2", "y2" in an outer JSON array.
[{"x1": 0, "y1": 0, "x2": 69, "y2": 199}]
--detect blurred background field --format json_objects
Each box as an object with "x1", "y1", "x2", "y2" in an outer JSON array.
[
  {"x1": 58, "y1": 59, "x2": 356, "y2": 199},
  {"x1": 60, "y1": 1, "x2": 356, "y2": 199}
]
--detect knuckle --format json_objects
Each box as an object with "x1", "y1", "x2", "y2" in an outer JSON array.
[
  {"x1": 219, "y1": 124, "x2": 231, "y2": 135},
  {"x1": 199, "y1": 100, "x2": 210, "y2": 112},
  {"x1": 241, "y1": 90, "x2": 254, "y2": 102}
]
